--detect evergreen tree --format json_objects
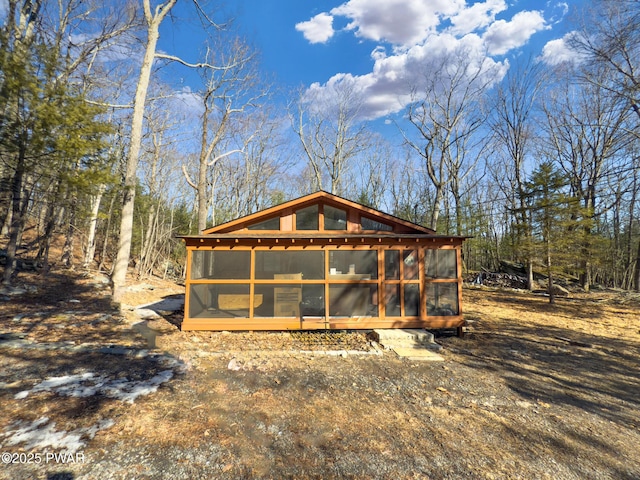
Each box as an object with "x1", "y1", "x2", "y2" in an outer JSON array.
[
  {"x1": 0, "y1": 2, "x2": 110, "y2": 284},
  {"x1": 523, "y1": 161, "x2": 589, "y2": 303}
]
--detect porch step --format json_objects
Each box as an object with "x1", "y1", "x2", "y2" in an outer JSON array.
[
  {"x1": 371, "y1": 329, "x2": 444, "y2": 361},
  {"x1": 372, "y1": 328, "x2": 435, "y2": 345},
  {"x1": 391, "y1": 346, "x2": 444, "y2": 361}
]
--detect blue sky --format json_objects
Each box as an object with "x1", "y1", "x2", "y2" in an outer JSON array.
[{"x1": 209, "y1": 0, "x2": 579, "y2": 121}]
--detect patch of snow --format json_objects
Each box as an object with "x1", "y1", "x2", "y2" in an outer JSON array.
[
  {"x1": 15, "y1": 373, "x2": 96, "y2": 399},
  {"x1": 1, "y1": 417, "x2": 114, "y2": 453},
  {"x1": 111, "y1": 370, "x2": 174, "y2": 403},
  {"x1": 227, "y1": 358, "x2": 243, "y2": 371},
  {"x1": 134, "y1": 308, "x2": 161, "y2": 320},
  {"x1": 14, "y1": 369, "x2": 174, "y2": 404}
]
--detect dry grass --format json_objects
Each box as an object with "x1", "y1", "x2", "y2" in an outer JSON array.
[{"x1": 1, "y1": 271, "x2": 639, "y2": 479}]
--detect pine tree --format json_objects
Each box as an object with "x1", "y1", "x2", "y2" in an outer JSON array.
[{"x1": 523, "y1": 161, "x2": 589, "y2": 303}]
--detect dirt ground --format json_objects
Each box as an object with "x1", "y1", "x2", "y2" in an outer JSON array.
[{"x1": 0, "y1": 268, "x2": 639, "y2": 480}]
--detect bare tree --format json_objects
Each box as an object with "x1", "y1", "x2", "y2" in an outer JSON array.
[
  {"x1": 487, "y1": 58, "x2": 544, "y2": 289},
  {"x1": 181, "y1": 37, "x2": 265, "y2": 233},
  {"x1": 112, "y1": 0, "x2": 177, "y2": 301},
  {"x1": 401, "y1": 47, "x2": 500, "y2": 232},
  {"x1": 540, "y1": 65, "x2": 633, "y2": 291},
  {"x1": 568, "y1": 0, "x2": 640, "y2": 290},
  {"x1": 569, "y1": 0, "x2": 640, "y2": 122},
  {"x1": 291, "y1": 81, "x2": 369, "y2": 196}
]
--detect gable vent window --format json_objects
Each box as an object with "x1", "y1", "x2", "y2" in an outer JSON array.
[
  {"x1": 295, "y1": 205, "x2": 318, "y2": 230},
  {"x1": 361, "y1": 216, "x2": 393, "y2": 231},
  {"x1": 324, "y1": 205, "x2": 347, "y2": 230},
  {"x1": 247, "y1": 216, "x2": 280, "y2": 230}
]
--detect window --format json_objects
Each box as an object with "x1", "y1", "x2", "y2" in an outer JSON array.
[
  {"x1": 329, "y1": 285, "x2": 378, "y2": 317},
  {"x1": 255, "y1": 251, "x2": 324, "y2": 280},
  {"x1": 191, "y1": 250, "x2": 250, "y2": 280},
  {"x1": 189, "y1": 284, "x2": 251, "y2": 318},
  {"x1": 324, "y1": 205, "x2": 347, "y2": 230},
  {"x1": 329, "y1": 250, "x2": 377, "y2": 279},
  {"x1": 384, "y1": 250, "x2": 400, "y2": 280},
  {"x1": 247, "y1": 216, "x2": 280, "y2": 230},
  {"x1": 361, "y1": 216, "x2": 393, "y2": 231},
  {"x1": 425, "y1": 249, "x2": 457, "y2": 279},
  {"x1": 426, "y1": 283, "x2": 459, "y2": 316},
  {"x1": 253, "y1": 284, "x2": 325, "y2": 318},
  {"x1": 295, "y1": 205, "x2": 319, "y2": 230},
  {"x1": 403, "y1": 250, "x2": 419, "y2": 280},
  {"x1": 384, "y1": 284, "x2": 400, "y2": 316},
  {"x1": 404, "y1": 284, "x2": 420, "y2": 316}
]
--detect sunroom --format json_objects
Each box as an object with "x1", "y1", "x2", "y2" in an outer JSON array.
[{"x1": 179, "y1": 191, "x2": 466, "y2": 331}]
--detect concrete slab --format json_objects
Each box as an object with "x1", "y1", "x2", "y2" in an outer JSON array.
[
  {"x1": 373, "y1": 329, "x2": 435, "y2": 345},
  {"x1": 135, "y1": 294, "x2": 185, "y2": 313},
  {"x1": 392, "y1": 346, "x2": 444, "y2": 361}
]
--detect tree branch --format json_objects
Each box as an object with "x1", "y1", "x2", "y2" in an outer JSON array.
[{"x1": 155, "y1": 52, "x2": 239, "y2": 70}]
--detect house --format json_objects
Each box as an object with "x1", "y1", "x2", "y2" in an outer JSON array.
[{"x1": 179, "y1": 191, "x2": 466, "y2": 332}]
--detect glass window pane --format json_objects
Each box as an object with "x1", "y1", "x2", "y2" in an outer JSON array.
[
  {"x1": 329, "y1": 250, "x2": 377, "y2": 279},
  {"x1": 361, "y1": 216, "x2": 393, "y2": 231},
  {"x1": 384, "y1": 250, "x2": 400, "y2": 280},
  {"x1": 189, "y1": 284, "x2": 250, "y2": 318},
  {"x1": 247, "y1": 216, "x2": 280, "y2": 230},
  {"x1": 426, "y1": 283, "x2": 459, "y2": 316},
  {"x1": 254, "y1": 284, "x2": 325, "y2": 318},
  {"x1": 404, "y1": 284, "x2": 420, "y2": 316},
  {"x1": 324, "y1": 205, "x2": 347, "y2": 230},
  {"x1": 403, "y1": 250, "x2": 419, "y2": 280},
  {"x1": 254, "y1": 284, "x2": 301, "y2": 317},
  {"x1": 255, "y1": 251, "x2": 324, "y2": 279},
  {"x1": 295, "y1": 205, "x2": 319, "y2": 230},
  {"x1": 329, "y1": 285, "x2": 378, "y2": 317},
  {"x1": 300, "y1": 284, "x2": 325, "y2": 317},
  {"x1": 384, "y1": 284, "x2": 400, "y2": 316},
  {"x1": 191, "y1": 250, "x2": 250, "y2": 279},
  {"x1": 425, "y1": 249, "x2": 457, "y2": 279}
]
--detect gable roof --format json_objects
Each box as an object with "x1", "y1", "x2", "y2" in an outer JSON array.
[{"x1": 202, "y1": 191, "x2": 435, "y2": 235}]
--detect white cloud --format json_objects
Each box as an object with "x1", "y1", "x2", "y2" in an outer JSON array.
[
  {"x1": 483, "y1": 10, "x2": 548, "y2": 55},
  {"x1": 540, "y1": 32, "x2": 580, "y2": 65},
  {"x1": 330, "y1": 0, "x2": 465, "y2": 47},
  {"x1": 174, "y1": 86, "x2": 203, "y2": 113},
  {"x1": 448, "y1": 0, "x2": 507, "y2": 35},
  {"x1": 306, "y1": 33, "x2": 508, "y2": 121},
  {"x1": 295, "y1": 12, "x2": 335, "y2": 44},
  {"x1": 549, "y1": 2, "x2": 569, "y2": 24}
]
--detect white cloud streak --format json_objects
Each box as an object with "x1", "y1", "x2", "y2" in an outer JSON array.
[
  {"x1": 483, "y1": 10, "x2": 548, "y2": 55},
  {"x1": 540, "y1": 32, "x2": 581, "y2": 65},
  {"x1": 295, "y1": 12, "x2": 335, "y2": 44}
]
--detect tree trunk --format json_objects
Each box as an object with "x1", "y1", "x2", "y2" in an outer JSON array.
[
  {"x1": 61, "y1": 188, "x2": 77, "y2": 268},
  {"x1": 429, "y1": 184, "x2": 444, "y2": 232},
  {"x1": 197, "y1": 154, "x2": 208, "y2": 233},
  {"x1": 547, "y1": 241, "x2": 555, "y2": 305},
  {"x1": 0, "y1": 169, "x2": 13, "y2": 236},
  {"x1": 83, "y1": 185, "x2": 104, "y2": 269},
  {"x1": 98, "y1": 192, "x2": 116, "y2": 273},
  {"x1": 2, "y1": 145, "x2": 26, "y2": 286},
  {"x1": 635, "y1": 238, "x2": 640, "y2": 293},
  {"x1": 35, "y1": 180, "x2": 63, "y2": 270},
  {"x1": 112, "y1": 0, "x2": 176, "y2": 301}
]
